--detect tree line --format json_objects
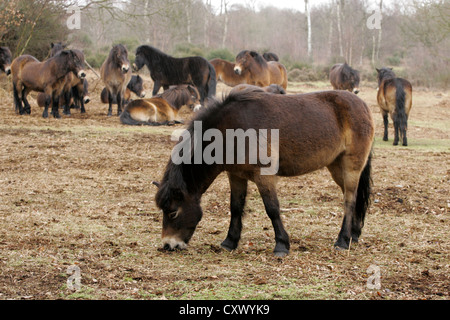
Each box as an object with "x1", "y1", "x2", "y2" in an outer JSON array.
[{"x1": 0, "y1": 0, "x2": 449, "y2": 87}]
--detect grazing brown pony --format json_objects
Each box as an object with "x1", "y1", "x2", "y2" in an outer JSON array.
[
  {"x1": 234, "y1": 50, "x2": 288, "y2": 90},
  {"x1": 230, "y1": 84, "x2": 286, "y2": 95},
  {"x1": 153, "y1": 90, "x2": 374, "y2": 256},
  {"x1": 101, "y1": 75, "x2": 146, "y2": 104},
  {"x1": 209, "y1": 58, "x2": 248, "y2": 87},
  {"x1": 329, "y1": 63, "x2": 360, "y2": 94},
  {"x1": 0, "y1": 46, "x2": 12, "y2": 75},
  {"x1": 120, "y1": 85, "x2": 201, "y2": 126},
  {"x1": 376, "y1": 67, "x2": 413, "y2": 146},
  {"x1": 101, "y1": 44, "x2": 132, "y2": 116},
  {"x1": 11, "y1": 50, "x2": 86, "y2": 118}
]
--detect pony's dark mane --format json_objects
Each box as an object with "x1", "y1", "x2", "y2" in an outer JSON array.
[
  {"x1": 237, "y1": 50, "x2": 268, "y2": 68},
  {"x1": 341, "y1": 63, "x2": 359, "y2": 80},
  {"x1": 155, "y1": 90, "x2": 266, "y2": 210}
]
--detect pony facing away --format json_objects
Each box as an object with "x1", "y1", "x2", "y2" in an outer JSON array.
[
  {"x1": 154, "y1": 89, "x2": 374, "y2": 257},
  {"x1": 120, "y1": 85, "x2": 201, "y2": 126},
  {"x1": 329, "y1": 63, "x2": 360, "y2": 94},
  {"x1": 11, "y1": 50, "x2": 86, "y2": 118},
  {"x1": 101, "y1": 44, "x2": 132, "y2": 116},
  {"x1": 0, "y1": 47, "x2": 12, "y2": 75},
  {"x1": 376, "y1": 67, "x2": 413, "y2": 146},
  {"x1": 234, "y1": 50, "x2": 288, "y2": 90},
  {"x1": 101, "y1": 75, "x2": 146, "y2": 104},
  {"x1": 133, "y1": 45, "x2": 216, "y2": 104}
]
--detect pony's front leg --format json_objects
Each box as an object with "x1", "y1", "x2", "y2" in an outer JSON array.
[
  {"x1": 42, "y1": 95, "x2": 51, "y2": 118},
  {"x1": 52, "y1": 93, "x2": 61, "y2": 119},
  {"x1": 221, "y1": 174, "x2": 248, "y2": 252},
  {"x1": 63, "y1": 89, "x2": 72, "y2": 116},
  {"x1": 107, "y1": 92, "x2": 113, "y2": 117},
  {"x1": 153, "y1": 80, "x2": 162, "y2": 96},
  {"x1": 255, "y1": 175, "x2": 290, "y2": 257},
  {"x1": 117, "y1": 92, "x2": 123, "y2": 116}
]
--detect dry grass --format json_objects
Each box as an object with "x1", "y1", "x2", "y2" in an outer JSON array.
[{"x1": 0, "y1": 73, "x2": 449, "y2": 300}]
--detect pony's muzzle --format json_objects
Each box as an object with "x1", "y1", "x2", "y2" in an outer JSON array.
[
  {"x1": 5, "y1": 66, "x2": 11, "y2": 76},
  {"x1": 122, "y1": 64, "x2": 130, "y2": 73},
  {"x1": 193, "y1": 104, "x2": 202, "y2": 112},
  {"x1": 234, "y1": 67, "x2": 242, "y2": 75},
  {"x1": 78, "y1": 71, "x2": 87, "y2": 79},
  {"x1": 84, "y1": 96, "x2": 91, "y2": 104},
  {"x1": 353, "y1": 88, "x2": 360, "y2": 94},
  {"x1": 162, "y1": 237, "x2": 188, "y2": 251},
  {"x1": 140, "y1": 92, "x2": 146, "y2": 98}
]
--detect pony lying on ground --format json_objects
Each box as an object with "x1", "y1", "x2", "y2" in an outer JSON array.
[
  {"x1": 329, "y1": 63, "x2": 360, "y2": 94},
  {"x1": 154, "y1": 89, "x2": 374, "y2": 256},
  {"x1": 234, "y1": 50, "x2": 288, "y2": 90},
  {"x1": 11, "y1": 50, "x2": 86, "y2": 118},
  {"x1": 120, "y1": 85, "x2": 201, "y2": 126},
  {"x1": 230, "y1": 84, "x2": 286, "y2": 95},
  {"x1": 133, "y1": 45, "x2": 216, "y2": 104},
  {"x1": 209, "y1": 58, "x2": 248, "y2": 87},
  {"x1": 376, "y1": 67, "x2": 413, "y2": 146},
  {"x1": 101, "y1": 75, "x2": 146, "y2": 104}
]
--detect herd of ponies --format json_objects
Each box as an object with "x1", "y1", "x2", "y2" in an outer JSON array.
[{"x1": 0, "y1": 42, "x2": 414, "y2": 255}]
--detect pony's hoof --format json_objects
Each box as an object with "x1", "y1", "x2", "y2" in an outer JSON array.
[
  {"x1": 274, "y1": 250, "x2": 289, "y2": 258},
  {"x1": 221, "y1": 239, "x2": 237, "y2": 252}
]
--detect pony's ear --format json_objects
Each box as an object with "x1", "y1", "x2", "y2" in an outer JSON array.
[
  {"x1": 376, "y1": 68, "x2": 380, "y2": 73},
  {"x1": 250, "y1": 51, "x2": 259, "y2": 58},
  {"x1": 51, "y1": 42, "x2": 55, "y2": 48},
  {"x1": 187, "y1": 85, "x2": 197, "y2": 96},
  {"x1": 152, "y1": 181, "x2": 161, "y2": 188},
  {"x1": 389, "y1": 67, "x2": 393, "y2": 70}
]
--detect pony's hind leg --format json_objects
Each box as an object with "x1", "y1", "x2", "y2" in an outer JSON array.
[
  {"x1": 13, "y1": 84, "x2": 23, "y2": 114},
  {"x1": 221, "y1": 174, "x2": 248, "y2": 252},
  {"x1": 255, "y1": 175, "x2": 290, "y2": 257},
  {"x1": 107, "y1": 91, "x2": 113, "y2": 117},
  {"x1": 21, "y1": 88, "x2": 32, "y2": 115},
  {"x1": 51, "y1": 93, "x2": 61, "y2": 119},
  {"x1": 382, "y1": 112, "x2": 389, "y2": 141}
]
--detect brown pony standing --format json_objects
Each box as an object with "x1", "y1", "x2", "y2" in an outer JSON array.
[
  {"x1": 11, "y1": 50, "x2": 86, "y2": 118},
  {"x1": 154, "y1": 89, "x2": 374, "y2": 256},
  {"x1": 0, "y1": 47, "x2": 12, "y2": 75},
  {"x1": 376, "y1": 67, "x2": 413, "y2": 146},
  {"x1": 120, "y1": 85, "x2": 201, "y2": 126},
  {"x1": 101, "y1": 44, "x2": 132, "y2": 116},
  {"x1": 209, "y1": 58, "x2": 248, "y2": 87},
  {"x1": 37, "y1": 43, "x2": 90, "y2": 115},
  {"x1": 234, "y1": 50, "x2": 288, "y2": 90}
]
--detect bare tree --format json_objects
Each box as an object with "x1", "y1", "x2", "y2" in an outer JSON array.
[{"x1": 305, "y1": 0, "x2": 312, "y2": 58}]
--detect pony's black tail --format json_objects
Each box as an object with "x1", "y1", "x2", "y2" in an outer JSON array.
[
  {"x1": 119, "y1": 109, "x2": 164, "y2": 126},
  {"x1": 207, "y1": 62, "x2": 217, "y2": 98},
  {"x1": 394, "y1": 79, "x2": 407, "y2": 144},
  {"x1": 355, "y1": 150, "x2": 373, "y2": 233}
]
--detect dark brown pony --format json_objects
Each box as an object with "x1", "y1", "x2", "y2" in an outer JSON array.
[
  {"x1": 209, "y1": 58, "x2": 248, "y2": 87},
  {"x1": 120, "y1": 85, "x2": 201, "y2": 126},
  {"x1": 0, "y1": 46, "x2": 12, "y2": 75},
  {"x1": 101, "y1": 44, "x2": 132, "y2": 116},
  {"x1": 329, "y1": 63, "x2": 360, "y2": 94},
  {"x1": 234, "y1": 50, "x2": 288, "y2": 90},
  {"x1": 11, "y1": 50, "x2": 86, "y2": 118},
  {"x1": 262, "y1": 52, "x2": 279, "y2": 62},
  {"x1": 101, "y1": 75, "x2": 146, "y2": 104},
  {"x1": 376, "y1": 67, "x2": 413, "y2": 146},
  {"x1": 230, "y1": 84, "x2": 286, "y2": 95},
  {"x1": 133, "y1": 45, "x2": 216, "y2": 104},
  {"x1": 36, "y1": 44, "x2": 90, "y2": 115},
  {"x1": 154, "y1": 89, "x2": 374, "y2": 256}
]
